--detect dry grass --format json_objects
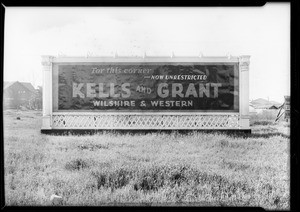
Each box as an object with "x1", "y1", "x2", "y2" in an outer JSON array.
[{"x1": 3, "y1": 109, "x2": 290, "y2": 209}]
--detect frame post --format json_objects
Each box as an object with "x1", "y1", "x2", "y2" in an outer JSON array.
[
  {"x1": 41, "y1": 55, "x2": 53, "y2": 130},
  {"x1": 239, "y1": 55, "x2": 250, "y2": 129}
]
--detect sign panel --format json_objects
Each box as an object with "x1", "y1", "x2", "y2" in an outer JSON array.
[
  {"x1": 284, "y1": 96, "x2": 290, "y2": 119},
  {"x1": 56, "y1": 63, "x2": 239, "y2": 112}
]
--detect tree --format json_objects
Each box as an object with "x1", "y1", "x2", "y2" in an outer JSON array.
[{"x1": 29, "y1": 86, "x2": 43, "y2": 110}]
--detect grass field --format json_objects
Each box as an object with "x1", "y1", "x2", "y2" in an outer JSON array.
[{"x1": 3, "y1": 109, "x2": 290, "y2": 209}]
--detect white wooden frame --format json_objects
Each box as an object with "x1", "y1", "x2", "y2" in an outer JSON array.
[{"x1": 41, "y1": 55, "x2": 250, "y2": 130}]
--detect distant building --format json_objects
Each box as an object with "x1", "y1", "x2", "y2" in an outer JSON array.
[
  {"x1": 253, "y1": 105, "x2": 279, "y2": 110},
  {"x1": 268, "y1": 105, "x2": 279, "y2": 110},
  {"x1": 250, "y1": 98, "x2": 282, "y2": 109},
  {"x1": 4, "y1": 81, "x2": 37, "y2": 109},
  {"x1": 253, "y1": 105, "x2": 270, "y2": 109}
]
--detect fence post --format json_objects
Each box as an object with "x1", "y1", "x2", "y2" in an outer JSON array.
[
  {"x1": 41, "y1": 55, "x2": 53, "y2": 130},
  {"x1": 239, "y1": 55, "x2": 250, "y2": 129}
]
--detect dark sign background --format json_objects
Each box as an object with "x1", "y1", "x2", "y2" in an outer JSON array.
[{"x1": 57, "y1": 63, "x2": 239, "y2": 111}]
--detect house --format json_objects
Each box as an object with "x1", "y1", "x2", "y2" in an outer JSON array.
[
  {"x1": 3, "y1": 81, "x2": 37, "y2": 109},
  {"x1": 250, "y1": 98, "x2": 282, "y2": 113},
  {"x1": 268, "y1": 105, "x2": 279, "y2": 110}
]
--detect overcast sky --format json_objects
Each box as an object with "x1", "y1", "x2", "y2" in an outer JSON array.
[{"x1": 4, "y1": 3, "x2": 290, "y2": 102}]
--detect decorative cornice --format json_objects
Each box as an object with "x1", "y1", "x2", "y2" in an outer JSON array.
[
  {"x1": 239, "y1": 55, "x2": 250, "y2": 63},
  {"x1": 41, "y1": 55, "x2": 54, "y2": 66},
  {"x1": 239, "y1": 55, "x2": 250, "y2": 72},
  {"x1": 41, "y1": 54, "x2": 249, "y2": 63}
]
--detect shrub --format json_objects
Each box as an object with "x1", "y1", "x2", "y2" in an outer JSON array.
[
  {"x1": 252, "y1": 120, "x2": 275, "y2": 126},
  {"x1": 65, "y1": 159, "x2": 89, "y2": 171},
  {"x1": 91, "y1": 166, "x2": 134, "y2": 190},
  {"x1": 77, "y1": 143, "x2": 109, "y2": 151}
]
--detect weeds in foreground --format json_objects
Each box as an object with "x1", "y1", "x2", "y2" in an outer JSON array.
[
  {"x1": 84, "y1": 164, "x2": 289, "y2": 208},
  {"x1": 4, "y1": 110, "x2": 290, "y2": 209},
  {"x1": 65, "y1": 159, "x2": 90, "y2": 171}
]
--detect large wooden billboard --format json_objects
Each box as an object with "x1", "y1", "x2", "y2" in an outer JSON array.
[
  {"x1": 54, "y1": 63, "x2": 239, "y2": 112},
  {"x1": 41, "y1": 55, "x2": 250, "y2": 132}
]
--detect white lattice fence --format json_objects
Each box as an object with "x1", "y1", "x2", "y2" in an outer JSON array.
[{"x1": 52, "y1": 114, "x2": 240, "y2": 129}]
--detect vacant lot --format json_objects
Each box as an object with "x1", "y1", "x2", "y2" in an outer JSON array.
[{"x1": 3, "y1": 110, "x2": 290, "y2": 209}]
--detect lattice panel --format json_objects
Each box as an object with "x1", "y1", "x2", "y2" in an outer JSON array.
[{"x1": 52, "y1": 114, "x2": 240, "y2": 129}]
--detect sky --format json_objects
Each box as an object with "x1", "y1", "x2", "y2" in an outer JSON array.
[{"x1": 4, "y1": 3, "x2": 290, "y2": 103}]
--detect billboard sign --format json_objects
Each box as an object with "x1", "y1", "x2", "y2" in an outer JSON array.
[{"x1": 54, "y1": 63, "x2": 239, "y2": 112}]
